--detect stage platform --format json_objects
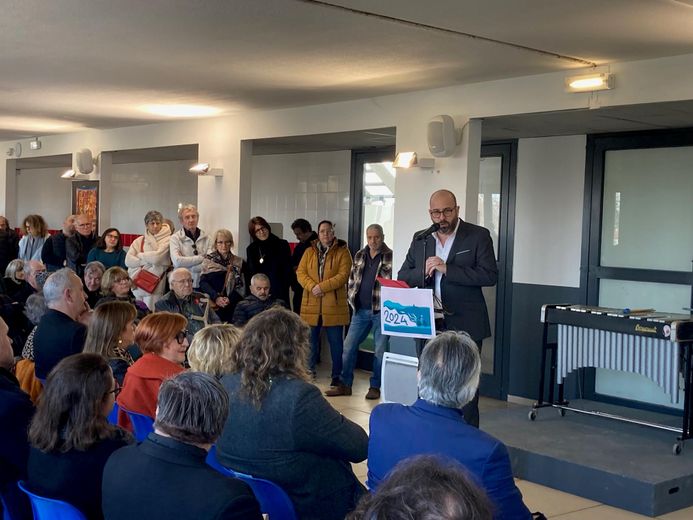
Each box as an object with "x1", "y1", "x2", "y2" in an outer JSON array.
[{"x1": 481, "y1": 400, "x2": 693, "y2": 517}]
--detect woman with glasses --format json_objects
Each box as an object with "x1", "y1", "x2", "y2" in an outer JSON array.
[
  {"x1": 26, "y1": 353, "x2": 133, "y2": 520},
  {"x1": 18, "y1": 214, "x2": 49, "y2": 262},
  {"x1": 199, "y1": 229, "x2": 249, "y2": 323},
  {"x1": 83, "y1": 301, "x2": 138, "y2": 385},
  {"x1": 125, "y1": 210, "x2": 172, "y2": 311},
  {"x1": 116, "y1": 312, "x2": 187, "y2": 430},
  {"x1": 96, "y1": 266, "x2": 149, "y2": 320},
  {"x1": 87, "y1": 227, "x2": 127, "y2": 269},
  {"x1": 245, "y1": 216, "x2": 292, "y2": 306}
]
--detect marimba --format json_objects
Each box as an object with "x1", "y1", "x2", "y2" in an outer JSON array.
[{"x1": 531, "y1": 304, "x2": 693, "y2": 454}]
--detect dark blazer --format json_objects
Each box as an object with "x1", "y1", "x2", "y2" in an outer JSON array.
[
  {"x1": 33, "y1": 309, "x2": 87, "y2": 380},
  {"x1": 367, "y1": 399, "x2": 531, "y2": 520},
  {"x1": 397, "y1": 219, "x2": 498, "y2": 340},
  {"x1": 0, "y1": 228, "x2": 20, "y2": 274},
  {"x1": 0, "y1": 367, "x2": 33, "y2": 520},
  {"x1": 66, "y1": 233, "x2": 97, "y2": 277},
  {"x1": 246, "y1": 234, "x2": 293, "y2": 305},
  {"x1": 216, "y1": 374, "x2": 368, "y2": 520},
  {"x1": 102, "y1": 434, "x2": 262, "y2": 520},
  {"x1": 28, "y1": 432, "x2": 130, "y2": 520}
]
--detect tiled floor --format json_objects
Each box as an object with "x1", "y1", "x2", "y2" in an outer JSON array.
[{"x1": 317, "y1": 369, "x2": 693, "y2": 519}]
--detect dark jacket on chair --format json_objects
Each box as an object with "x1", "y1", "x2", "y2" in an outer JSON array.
[
  {"x1": 102, "y1": 433, "x2": 262, "y2": 520},
  {"x1": 33, "y1": 309, "x2": 87, "y2": 380}
]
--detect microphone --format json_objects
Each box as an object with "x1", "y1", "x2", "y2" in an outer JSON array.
[{"x1": 414, "y1": 223, "x2": 440, "y2": 241}]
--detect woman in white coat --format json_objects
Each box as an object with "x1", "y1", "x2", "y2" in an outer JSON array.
[{"x1": 125, "y1": 210, "x2": 172, "y2": 311}]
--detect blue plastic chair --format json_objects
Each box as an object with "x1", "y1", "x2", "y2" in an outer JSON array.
[
  {"x1": 123, "y1": 409, "x2": 154, "y2": 442},
  {"x1": 17, "y1": 481, "x2": 87, "y2": 520},
  {"x1": 206, "y1": 446, "x2": 297, "y2": 520},
  {"x1": 107, "y1": 402, "x2": 119, "y2": 425},
  {"x1": 1, "y1": 492, "x2": 12, "y2": 520}
]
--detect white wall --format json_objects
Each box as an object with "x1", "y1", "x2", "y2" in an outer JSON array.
[
  {"x1": 4, "y1": 52, "x2": 693, "y2": 264},
  {"x1": 16, "y1": 167, "x2": 72, "y2": 230},
  {"x1": 109, "y1": 159, "x2": 198, "y2": 235},
  {"x1": 250, "y1": 151, "x2": 351, "y2": 242},
  {"x1": 513, "y1": 135, "x2": 586, "y2": 288}
]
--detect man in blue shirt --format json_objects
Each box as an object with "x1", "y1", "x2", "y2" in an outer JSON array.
[{"x1": 367, "y1": 331, "x2": 531, "y2": 520}]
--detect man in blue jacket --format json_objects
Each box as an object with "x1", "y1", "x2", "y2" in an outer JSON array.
[{"x1": 367, "y1": 331, "x2": 531, "y2": 520}]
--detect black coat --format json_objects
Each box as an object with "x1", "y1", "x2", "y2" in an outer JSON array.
[
  {"x1": 102, "y1": 434, "x2": 262, "y2": 520},
  {"x1": 66, "y1": 233, "x2": 97, "y2": 277},
  {"x1": 0, "y1": 229, "x2": 19, "y2": 274},
  {"x1": 41, "y1": 232, "x2": 69, "y2": 271},
  {"x1": 33, "y1": 309, "x2": 87, "y2": 380},
  {"x1": 0, "y1": 368, "x2": 33, "y2": 520},
  {"x1": 28, "y1": 432, "x2": 130, "y2": 520},
  {"x1": 231, "y1": 295, "x2": 286, "y2": 327},
  {"x1": 216, "y1": 374, "x2": 367, "y2": 520},
  {"x1": 397, "y1": 219, "x2": 498, "y2": 341},
  {"x1": 246, "y1": 234, "x2": 293, "y2": 305}
]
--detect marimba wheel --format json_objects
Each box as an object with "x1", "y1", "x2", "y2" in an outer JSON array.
[{"x1": 528, "y1": 410, "x2": 537, "y2": 421}]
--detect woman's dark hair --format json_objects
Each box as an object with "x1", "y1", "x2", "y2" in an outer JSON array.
[
  {"x1": 291, "y1": 218, "x2": 312, "y2": 233},
  {"x1": 28, "y1": 353, "x2": 129, "y2": 452},
  {"x1": 23, "y1": 214, "x2": 48, "y2": 237},
  {"x1": 95, "y1": 227, "x2": 122, "y2": 251},
  {"x1": 347, "y1": 455, "x2": 494, "y2": 520},
  {"x1": 248, "y1": 216, "x2": 271, "y2": 241},
  {"x1": 230, "y1": 306, "x2": 310, "y2": 406}
]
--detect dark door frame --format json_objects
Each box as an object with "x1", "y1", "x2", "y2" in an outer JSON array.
[{"x1": 479, "y1": 140, "x2": 518, "y2": 400}]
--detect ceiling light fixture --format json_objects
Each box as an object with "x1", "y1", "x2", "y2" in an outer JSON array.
[
  {"x1": 29, "y1": 137, "x2": 42, "y2": 151},
  {"x1": 565, "y1": 72, "x2": 614, "y2": 93},
  {"x1": 393, "y1": 152, "x2": 435, "y2": 170},
  {"x1": 141, "y1": 104, "x2": 222, "y2": 118},
  {"x1": 189, "y1": 163, "x2": 224, "y2": 177}
]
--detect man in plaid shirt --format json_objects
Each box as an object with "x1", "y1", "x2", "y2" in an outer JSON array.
[{"x1": 325, "y1": 224, "x2": 392, "y2": 400}]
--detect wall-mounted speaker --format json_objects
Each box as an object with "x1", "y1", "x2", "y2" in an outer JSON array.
[
  {"x1": 427, "y1": 115, "x2": 461, "y2": 158},
  {"x1": 76, "y1": 148, "x2": 94, "y2": 174}
]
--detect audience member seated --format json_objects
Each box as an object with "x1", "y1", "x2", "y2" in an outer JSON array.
[
  {"x1": 0, "y1": 260, "x2": 33, "y2": 352},
  {"x1": 33, "y1": 269, "x2": 89, "y2": 380},
  {"x1": 15, "y1": 294, "x2": 47, "y2": 403},
  {"x1": 24, "y1": 260, "x2": 47, "y2": 295},
  {"x1": 117, "y1": 312, "x2": 187, "y2": 428},
  {"x1": 199, "y1": 229, "x2": 248, "y2": 323},
  {"x1": 103, "y1": 372, "x2": 262, "y2": 520},
  {"x1": 83, "y1": 301, "x2": 137, "y2": 385},
  {"x1": 188, "y1": 324, "x2": 241, "y2": 379},
  {"x1": 96, "y1": 266, "x2": 149, "y2": 319},
  {"x1": 41, "y1": 215, "x2": 75, "y2": 271},
  {"x1": 26, "y1": 353, "x2": 133, "y2": 520},
  {"x1": 83, "y1": 261, "x2": 106, "y2": 308},
  {"x1": 0, "y1": 316, "x2": 34, "y2": 520},
  {"x1": 0, "y1": 215, "x2": 20, "y2": 274},
  {"x1": 156, "y1": 268, "x2": 219, "y2": 342},
  {"x1": 18, "y1": 215, "x2": 49, "y2": 262},
  {"x1": 87, "y1": 227, "x2": 127, "y2": 270},
  {"x1": 290, "y1": 218, "x2": 317, "y2": 314},
  {"x1": 66, "y1": 214, "x2": 97, "y2": 278},
  {"x1": 216, "y1": 307, "x2": 368, "y2": 520},
  {"x1": 245, "y1": 216, "x2": 293, "y2": 305},
  {"x1": 231, "y1": 273, "x2": 286, "y2": 326},
  {"x1": 367, "y1": 331, "x2": 531, "y2": 520},
  {"x1": 169, "y1": 204, "x2": 210, "y2": 289},
  {"x1": 348, "y1": 455, "x2": 493, "y2": 520},
  {"x1": 125, "y1": 210, "x2": 172, "y2": 311}
]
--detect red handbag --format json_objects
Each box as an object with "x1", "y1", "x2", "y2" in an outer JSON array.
[{"x1": 132, "y1": 238, "x2": 161, "y2": 293}]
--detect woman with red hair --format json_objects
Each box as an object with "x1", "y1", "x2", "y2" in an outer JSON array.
[{"x1": 117, "y1": 312, "x2": 187, "y2": 429}]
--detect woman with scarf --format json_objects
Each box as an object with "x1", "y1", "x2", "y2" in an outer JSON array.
[
  {"x1": 125, "y1": 210, "x2": 172, "y2": 311},
  {"x1": 199, "y1": 229, "x2": 249, "y2": 323},
  {"x1": 18, "y1": 214, "x2": 50, "y2": 262}
]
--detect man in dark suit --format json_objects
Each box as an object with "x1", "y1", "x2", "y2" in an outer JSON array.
[
  {"x1": 33, "y1": 268, "x2": 89, "y2": 380},
  {"x1": 103, "y1": 371, "x2": 262, "y2": 520},
  {"x1": 367, "y1": 331, "x2": 531, "y2": 520},
  {"x1": 398, "y1": 189, "x2": 497, "y2": 427}
]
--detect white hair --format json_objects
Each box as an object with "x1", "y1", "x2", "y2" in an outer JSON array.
[{"x1": 43, "y1": 268, "x2": 78, "y2": 306}]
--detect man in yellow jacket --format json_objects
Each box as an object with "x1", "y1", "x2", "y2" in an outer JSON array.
[{"x1": 297, "y1": 220, "x2": 352, "y2": 386}]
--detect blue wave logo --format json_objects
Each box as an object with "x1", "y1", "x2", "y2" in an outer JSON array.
[{"x1": 382, "y1": 300, "x2": 433, "y2": 335}]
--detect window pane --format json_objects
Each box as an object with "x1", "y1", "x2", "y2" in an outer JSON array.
[
  {"x1": 601, "y1": 146, "x2": 693, "y2": 271},
  {"x1": 361, "y1": 161, "x2": 395, "y2": 242}
]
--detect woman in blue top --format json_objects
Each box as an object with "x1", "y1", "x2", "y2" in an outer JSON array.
[{"x1": 87, "y1": 228, "x2": 127, "y2": 269}]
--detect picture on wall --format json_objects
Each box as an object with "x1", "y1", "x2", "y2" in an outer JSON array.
[{"x1": 72, "y1": 180, "x2": 99, "y2": 233}]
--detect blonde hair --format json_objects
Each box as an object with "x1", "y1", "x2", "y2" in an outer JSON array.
[{"x1": 188, "y1": 324, "x2": 241, "y2": 378}]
